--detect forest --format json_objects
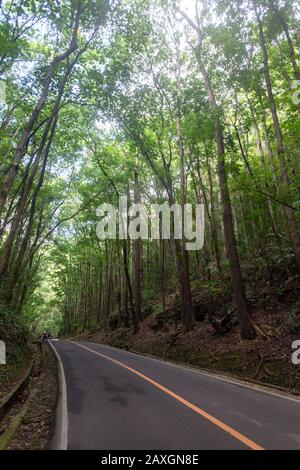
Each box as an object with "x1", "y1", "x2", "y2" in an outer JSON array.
[{"x1": 1, "y1": 0, "x2": 300, "y2": 396}]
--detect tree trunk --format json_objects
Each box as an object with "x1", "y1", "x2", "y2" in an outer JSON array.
[
  {"x1": 269, "y1": 0, "x2": 300, "y2": 80},
  {"x1": 177, "y1": 6, "x2": 256, "y2": 337},
  {"x1": 175, "y1": 44, "x2": 195, "y2": 329},
  {"x1": 254, "y1": 0, "x2": 300, "y2": 274},
  {"x1": 133, "y1": 167, "x2": 142, "y2": 323},
  {"x1": 0, "y1": 2, "x2": 82, "y2": 217}
]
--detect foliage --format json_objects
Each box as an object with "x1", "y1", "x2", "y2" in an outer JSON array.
[{"x1": 0, "y1": 0, "x2": 299, "y2": 340}]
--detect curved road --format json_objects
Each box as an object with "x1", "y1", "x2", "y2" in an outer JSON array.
[{"x1": 50, "y1": 340, "x2": 300, "y2": 450}]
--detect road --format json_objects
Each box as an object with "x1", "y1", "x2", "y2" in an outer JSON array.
[{"x1": 50, "y1": 340, "x2": 300, "y2": 450}]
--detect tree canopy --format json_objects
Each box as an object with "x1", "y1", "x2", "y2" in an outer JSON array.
[{"x1": 0, "y1": 0, "x2": 300, "y2": 340}]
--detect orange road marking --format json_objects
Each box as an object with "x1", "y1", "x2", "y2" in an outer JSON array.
[{"x1": 71, "y1": 341, "x2": 264, "y2": 451}]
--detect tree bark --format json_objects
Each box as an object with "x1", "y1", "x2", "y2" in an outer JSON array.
[
  {"x1": 178, "y1": 7, "x2": 256, "y2": 339},
  {"x1": 254, "y1": 0, "x2": 300, "y2": 274},
  {"x1": 0, "y1": 1, "x2": 82, "y2": 217},
  {"x1": 133, "y1": 167, "x2": 142, "y2": 323}
]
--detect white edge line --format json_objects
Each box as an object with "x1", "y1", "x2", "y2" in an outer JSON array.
[
  {"x1": 81, "y1": 341, "x2": 300, "y2": 405},
  {"x1": 48, "y1": 341, "x2": 68, "y2": 450}
]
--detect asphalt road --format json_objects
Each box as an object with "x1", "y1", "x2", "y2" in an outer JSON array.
[{"x1": 50, "y1": 340, "x2": 300, "y2": 450}]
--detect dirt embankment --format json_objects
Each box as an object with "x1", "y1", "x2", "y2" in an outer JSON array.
[
  {"x1": 0, "y1": 343, "x2": 57, "y2": 450},
  {"x1": 0, "y1": 325, "x2": 34, "y2": 404},
  {"x1": 75, "y1": 307, "x2": 300, "y2": 394},
  {"x1": 71, "y1": 274, "x2": 300, "y2": 392}
]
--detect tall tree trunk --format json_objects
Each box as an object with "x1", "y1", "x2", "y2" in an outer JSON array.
[
  {"x1": 195, "y1": 152, "x2": 222, "y2": 273},
  {"x1": 269, "y1": 0, "x2": 300, "y2": 80},
  {"x1": 254, "y1": 0, "x2": 300, "y2": 273},
  {"x1": 159, "y1": 216, "x2": 166, "y2": 322},
  {"x1": 175, "y1": 43, "x2": 195, "y2": 329},
  {"x1": 133, "y1": 167, "x2": 142, "y2": 323},
  {"x1": 0, "y1": 2, "x2": 82, "y2": 217},
  {"x1": 177, "y1": 8, "x2": 256, "y2": 339},
  {"x1": 103, "y1": 241, "x2": 112, "y2": 330}
]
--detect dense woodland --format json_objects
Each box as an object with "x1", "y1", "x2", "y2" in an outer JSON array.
[{"x1": 0, "y1": 0, "x2": 300, "y2": 345}]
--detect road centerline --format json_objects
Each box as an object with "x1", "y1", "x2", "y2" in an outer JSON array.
[{"x1": 70, "y1": 341, "x2": 264, "y2": 451}]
